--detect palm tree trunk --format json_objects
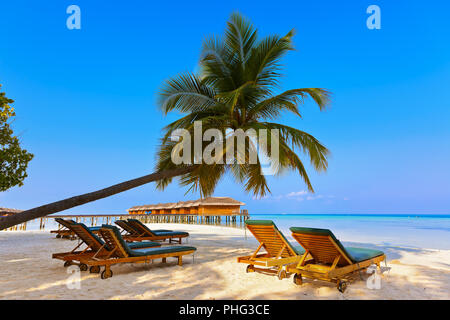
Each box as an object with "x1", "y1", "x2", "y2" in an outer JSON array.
[{"x1": 0, "y1": 166, "x2": 194, "y2": 230}]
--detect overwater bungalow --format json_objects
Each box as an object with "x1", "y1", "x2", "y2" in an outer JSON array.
[
  {"x1": 0, "y1": 207, "x2": 22, "y2": 217},
  {"x1": 128, "y1": 197, "x2": 246, "y2": 216}
]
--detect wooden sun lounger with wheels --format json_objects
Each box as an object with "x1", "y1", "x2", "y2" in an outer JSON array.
[
  {"x1": 52, "y1": 220, "x2": 161, "y2": 272},
  {"x1": 51, "y1": 217, "x2": 101, "y2": 240},
  {"x1": 125, "y1": 219, "x2": 189, "y2": 244},
  {"x1": 78, "y1": 225, "x2": 196, "y2": 279},
  {"x1": 286, "y1": 227, "x2": 386, "y2": 293},
  {"x1": 237, "y1": 220, "x2": 306, "y2": 279}
]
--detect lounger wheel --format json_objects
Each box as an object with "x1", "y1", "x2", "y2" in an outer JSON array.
[
  {"x1": 246, "y1": 265, "x2": 255, "y2": 273},
  {"x1": 79, "y1": 263, "x2": 88, "y2": 272},
  {"x1": 63, "y1": 261, "x2": 72, "y2": 267},
  {"x1": 89, "y1": 266, "x2": 101, "y2": 274},
  {"x1": 277, "y1": 269, "x2": 286, "y2": 280},
  {"x1": 293, "y1": 274, "x2": 302, "y2": 285},
  {"x1": 101, "y1": 269, "x2": 113, "y2": 279},
  {"x1": 337, "y1": 280, "x2": 347, "y2": 293},
  {"x1": 56, "y1": 234, "x2": 61, "y2": 239}
]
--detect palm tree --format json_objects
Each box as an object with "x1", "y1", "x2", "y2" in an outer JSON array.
[{"x1": 0, "y1": 12, "x2": 330, "y2": 230}]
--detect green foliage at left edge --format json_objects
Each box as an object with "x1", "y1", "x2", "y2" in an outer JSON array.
[{"x1": 0, "y1": 85, "x2": 34, "y2": 192}]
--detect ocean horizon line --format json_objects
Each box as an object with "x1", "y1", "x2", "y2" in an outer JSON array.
[
  {"x1": 49, "y1": 212, "x2": 450, "y2": 219},
  {"x1": 250, "y1": 213, "x2": 450, "y2": 218}
]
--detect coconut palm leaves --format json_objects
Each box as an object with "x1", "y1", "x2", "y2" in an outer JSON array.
[{"x1": 156, "y1": 12, "x2": 330, "y2": 198}]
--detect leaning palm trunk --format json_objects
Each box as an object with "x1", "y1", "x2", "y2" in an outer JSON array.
[
  {"x1": 0, "y1": 167, "x2": 193, "y2": 230},
  {"x1": 1, "y1": 14, "x2": 331, "y2": 230}
]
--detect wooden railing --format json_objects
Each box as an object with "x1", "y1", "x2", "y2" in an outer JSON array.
[{"x1": 1, "y1": 212, "x2": 250, "y2": 232}]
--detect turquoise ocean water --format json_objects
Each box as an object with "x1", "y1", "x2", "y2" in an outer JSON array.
[
  {"x1": 248, "y1": 214, "x2": 450, "y2": 250},
  {"x1": 10, "y1": 213, "x2": 450, "y2": 250}
]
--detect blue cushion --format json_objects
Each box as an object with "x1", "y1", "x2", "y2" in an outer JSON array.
[
  {"x1": 101, "y1": 225, "x2": 195, "y2": 257},
  {"x1": 101, "y1": 224, "x2": 136, "y2": 256},
  {"x1": 130, "y1": 245, "x2": 197, "y2": 257},
  {"x1": 345, "y1": 247, "x2": 384, "y2": 263},
  {"x1": 292, "y1": 245, "x2": 305, "y2": 255},
  {"x1": 290, "y1": 226, "x2": 385, "y2": 263},
  {"x1": 153, "y1": 231, "x2": 189, "y2": 237},
  {"x1": 128, "y1": 241, "x2": 161, "y2": 249},
  {"x1": 73, "y1": 222, "x2": 106, "y2": 247}
]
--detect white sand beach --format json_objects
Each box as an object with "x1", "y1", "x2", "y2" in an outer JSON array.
[{"x1": 1, "y1": 223, "x2": 449, "y2": 300}]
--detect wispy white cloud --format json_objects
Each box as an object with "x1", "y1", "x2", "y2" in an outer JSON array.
[
  {"x1": 286, "y1": 190, "x2": 308, "y2": 197},
  {"x1": 254, "y1": 190, "x2": 346, "y2": 202}
]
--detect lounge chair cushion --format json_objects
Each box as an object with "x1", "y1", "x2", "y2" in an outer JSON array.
[
  {"x1": 292, "y1": 246, "x2": 306, "y2": 255},
  {"x1": 245, "y1": 220, "x2": 276, "y2": 226},
  {"x1": 101, "y1": 224, "x2": 143, "y2": 256},
  {"x1": 115, "y1": 220, "x2": 172, "y2": 234},
  {"x1": 74, "y1": 222, "x2": 107, "y2": 247},
  {"x1": 127, "y1": 219, "x2": 188, "y2": 237},
  {"x1": 289, "y1": 226, "x2": 337, "y2": 238},
  {"x1": 128, "y1": 241, "x2": 161, "y2": 249},
  {"x1": 101, "y1": 224, "x2": 163, "y2": 249},
  {"x1": 290, "y1": 227, "x2": 385, "y2": 263},
  {"x1": 74, "y1": 223, "x2": 160, "y2": 251},
  {"x1": 152, "y1": 231, "x2": 189, "y2": 237},
  {"x1": 129, "y1": 245, "x2": 197, "y2": 257},
  {"x1": 101, "y1": 225, "x2": 195, "y2": 257},
  {"x1": 345, "y1": 247, "x2": 384, "y2": 263}
]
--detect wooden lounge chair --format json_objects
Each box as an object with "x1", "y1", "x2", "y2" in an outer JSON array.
[
  {"x1": 237, "y1": 220, "x2": 305, "y2": 279},
  {"x1": 51, "y1": 217, "x2": 101, "y2": 240},
  {"x1": 125, "y1": 219, "x2": 189, "y2": 244},
  {"x1": 114, "y1": 220, "x2": 171, "y2": 237},
  {"x1": 78, "y1": 225, "x2": 196, "y2": 279},
  {"x1": 286, "y1": 227, "x2": 386, "y2": 292},
  {"x1": 52, "y1": 221, "x2": 161, "y2": 272},
  {"x1": 114, "y1": 220, "x2": 140, "y2": 237}
]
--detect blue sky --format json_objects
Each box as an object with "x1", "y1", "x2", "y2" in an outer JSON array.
[{"x1": 1, "y1": 0, "x2": 449, "y2": 214}]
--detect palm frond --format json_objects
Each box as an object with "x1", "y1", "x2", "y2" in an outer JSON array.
[
  {"x1": 259, "y1": 122, "x2": 329, "y2": 171},
  {"x1": 158, "y1": 73, "x2": 218, "y2": 114},
  {"x1": 200, "y1": 35, "x2": 236, "y2": 91},
  {"x1": 155, "y1": 13, "x2": 331, "y2": 197},
  {"x1": 246, "y1": 29, "x2": 295, "y2": 86},
  {"x1": 225, "y1": 12, "x2": 258, "y2": 68},
  {"x1": 247, "y1": 88, "x2": 331, "y2": 120}
]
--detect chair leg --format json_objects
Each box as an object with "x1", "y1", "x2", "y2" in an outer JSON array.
[
  {"x1": 162, "y1": 258, "x2": 167, "y2": 263},
  {"x1": 178, "y1": 256, "x2": 182, "y2": 266}
]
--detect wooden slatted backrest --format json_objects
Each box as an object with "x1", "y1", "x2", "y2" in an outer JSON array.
[
  {"x1": 127, "y1": 219, "x2": 154, "y2": 236},
  {"x1": 290, "y1": 227, "x2": 353, "y2": 266},
  {"x1": 246, "y1": 220, "x2": 297, "y2": 258},
  {"x1": 99, "y1": 227, "x2": 130, "y2": 258},
  {"x1": 70, "y1": 223, "x2": 105, "y2": 252},
  {"x1": 115, "y1": 220, "x2": 138, "y2": 235},
  {"x1": 55, "y1": 218, "x2": 75, "y2": 230}
]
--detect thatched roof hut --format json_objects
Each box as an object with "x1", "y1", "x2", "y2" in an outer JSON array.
[
  {"x1": 0, "y1": 207, "x2": 23, "y2": 217},
  {"x1": 128, "y1": 197, "x2": 245, "y2": 216}
]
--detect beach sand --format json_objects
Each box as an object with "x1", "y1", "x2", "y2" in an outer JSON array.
[{"x1": 1, "y1": 223, "x2": 449, "y2": 300}]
